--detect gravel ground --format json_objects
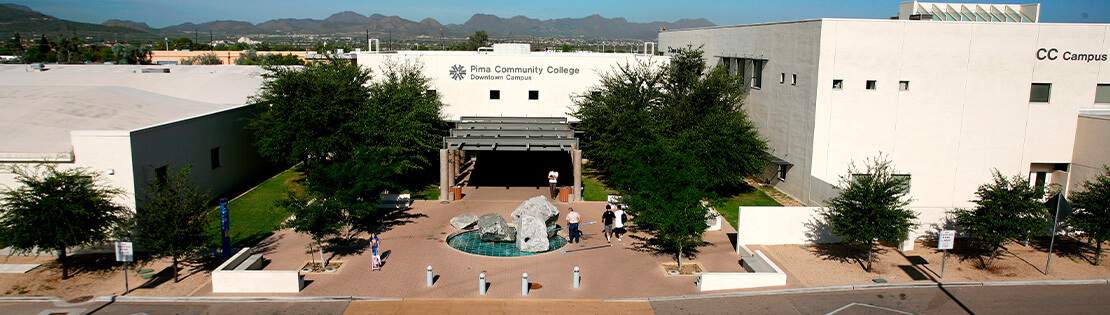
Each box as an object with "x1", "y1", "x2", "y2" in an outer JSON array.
[{"x1": 0, "y1": 253, "x2": 212, "y2": 301}]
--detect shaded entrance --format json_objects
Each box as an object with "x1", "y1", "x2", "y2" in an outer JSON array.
[{"x1": 439, "y1": 116, "x2": 582, "y2": 201}]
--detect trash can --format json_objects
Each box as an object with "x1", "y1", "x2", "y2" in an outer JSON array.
[
  {"x1": 451, "y1": 186, "x2": 463, "y2": 200},
  {"x1": 559, "y1": 186, "x2": 571, "y2": 202}
]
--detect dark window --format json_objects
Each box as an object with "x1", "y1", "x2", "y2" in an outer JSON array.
[
  {"x1": 210, "y1": 147, "x2": 221, "y2": 169},
  {"x1": 780, "y1": 73, "x2": 785, "y2": 84},
  {"x1": 1096, "y1": 84, "x2": 1110, "y2": 103},
  {"x1": 899, "y1": 81, "x2": 910, "y2": 91},
  {"x1": 791, "y1": 74, "x2": 797, "y2": 86},
  {"x1": 490, "y1": 90, "x2": 500, "y2": 100},
  {"x1": 529, "y1": 90, "x2": 539, "y2": 100},
  {"x1": 1030, "y1": 83, "x2": 1051, "y2": 102},
  {"x1": 833, "y1": 79, "x2": 843, "y2": 89},
  {"x1": 155, "y1": 165, "x2": 168, "y2": 184},
  {"x1": 751, "y1": 60, "x2": 764, "y2": 89},
  {"x1": 866, "y1": 80, "x2": 877, "y2": 90}
]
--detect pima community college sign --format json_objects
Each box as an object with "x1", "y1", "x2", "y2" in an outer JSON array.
[
  {"x1": 448, "y1": 64, "x2": 582, "y2": 81},
  {"x1": 1036, "y1": 48, "x2": 1108, "y2": 62}
]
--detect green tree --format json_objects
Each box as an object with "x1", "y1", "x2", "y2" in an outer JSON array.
[
  {"x1": 279, "y1": 192, "x2": 344, "y2": 268},
  {"x1": 263, "y1": 53, "x2": 304, "y2": 65},
  {"x1": 0, "y1": 165, "x2": 128, "y2": 279},
  {"x1": 180, "y1": 53, "x2": 222, "y2": 65},
  {"x1": 111, "y1": 45, "x2": 151, "y2": 64},
  {"x1": 1069, "y1": 165, "x2": 1110, "y2": 265},
  {"x1": 454, "y1": 31, "x2": 489, "y2": 51},
  {"x1": 135, "y1": 165, "x2": 213, "y2": 283},
  {"x1": 822, "y1": 155, "x2": 917, "y2": 272},
  {"x1": 236, "y1": 50, "x2": 264, "y2": 65},
  {"x1": 952, "y1": 170, "x2": 1048, "y2": 268}
]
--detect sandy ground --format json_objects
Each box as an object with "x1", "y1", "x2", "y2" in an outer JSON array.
[
  {"x1": 759, "y1": 236, "x2": 1110, "y2": 287},
  {"x1": 0, "y1": 253, "x2": 212, "y2": 301}
]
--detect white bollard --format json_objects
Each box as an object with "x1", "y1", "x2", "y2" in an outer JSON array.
[
  {"x1": 427, "y1": 266, "x2": 434, "y2": 287},
  {"x1": 522, "y1": 273, "x2": 529, "y2": 296},
  {"x1": 573, "y1": 266, "x2": 580, "y2": 288},
  {"x1": 479, "y1": 273, "x2": 487, "y2": 295}
]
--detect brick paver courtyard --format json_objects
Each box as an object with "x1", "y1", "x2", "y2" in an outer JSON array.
[{"x1": 198, "y1": 186, "x2": 759, "y2": 299}]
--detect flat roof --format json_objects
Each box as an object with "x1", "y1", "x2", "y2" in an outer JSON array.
[{"x1": 0, "y1": 65, "x2": 265, "y2": 155}]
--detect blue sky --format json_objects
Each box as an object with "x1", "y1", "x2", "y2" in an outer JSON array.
[{"x1": 11, "y1": 0, "x2": 1110, "y2": 28}]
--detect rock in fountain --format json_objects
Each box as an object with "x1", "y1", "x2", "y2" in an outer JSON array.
[
  {"x1": 450, "y1": 213, "x2": 479, "y2": 229},
  {"x1": 515, "y1": 215, "x2": 550, "y2": 252},
  {"x1": 477, "y1": 213, "x2": 514, "y2": 242},
  {"x1": 511, "y1": 196, "x2": 560, "y2": 238}
]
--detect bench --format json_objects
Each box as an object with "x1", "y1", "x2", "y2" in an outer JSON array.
[{"x1": 377, "y1": 194, "x2": 412, "y2": 210}]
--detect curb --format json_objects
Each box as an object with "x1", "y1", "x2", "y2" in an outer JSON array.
[{"x1": 607, "y1": 278, "x2": 1110, "y2": 302}]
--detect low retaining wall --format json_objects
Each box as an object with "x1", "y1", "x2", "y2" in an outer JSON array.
[
  {"x1": 212, "y1": 248, "x2": 303, "y2": 293},
  {"x1": 737, "y1": 206, "x2": 958, "y2": 250},
  {"x1": 696, "y1": 250, "x2": 786, "y2": 291}
]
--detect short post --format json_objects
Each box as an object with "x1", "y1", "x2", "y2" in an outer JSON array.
[
  {"x1": 521, "y1": 273, "x2": 529, "y2": 296},
  {"x1": 941, "y1": 249, "x2": 948, "y2": 279},
  {"x1": 479, "y1": 273, "x2": 487, "y2": 295},
  {"x1": 426, "y1": 266, "x2": 434, "y2": 287},
  {"x1": 573, "y1": 266, "x2": 580, "y2": 288}
]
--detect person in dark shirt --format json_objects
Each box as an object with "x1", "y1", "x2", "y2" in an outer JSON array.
[{"x1": 602, "y1": 205, "x2": 616, "y2": 243}]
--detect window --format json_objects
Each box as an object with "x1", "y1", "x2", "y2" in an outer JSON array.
[
  {"x1": 832, "y1": 79, "x2": 843, "y2": 90},
  {"x1": 791, "y1": 74, "x2": 797, "y2": 86},
  {"x1": 1030, "y1": 83, "x2": 1051, "y2": 102},
  {"x1": 155, "y1": 165, "x2": 168, "y2": 184},
  {"x1": 899, "y1": 81, "x2": 910, "y2": 91},
  {"x1": 852, "y1": 173, "x2": 912, "y2": 191},
  {"x1": 210, "y1": 147, "x2": 221, "y2": 169},
  {"x1": 1096, "y1": 84, "x2": 1110, "y2": 103},
  {"x1": 490, "y1": 90, "x2": 500, "y2": 100},
  {"x1": 780, "y1": 73, "x2": 785, "y2": 84},
  {"x1": 528, "y1": 90, "x2": 539, "y2": 100},
  {"x1": 866, "y1": 80, "x2": 877, "y2": 90},
  {"x1": 751, "y1": 60, "x2": 764, "y2": 89}
]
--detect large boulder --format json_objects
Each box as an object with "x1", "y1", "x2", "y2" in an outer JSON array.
[
  {"x1": 450, "y1": 213, "x2": 479, "y2": 229},
  {"x1": 477, "y1": 213, "x2": 514, "y2": 242},
  {"x1": 511, "y1": 196, "x2": 560, "y2": 237},
  {"x1": 515, "y1": 215, "x2": 550, "y2": 252}
]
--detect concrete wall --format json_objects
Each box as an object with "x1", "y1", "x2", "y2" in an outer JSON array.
[
  {"x1": 736, "y1": 206, "x2": 958, "y2": 248},
  {"x1": 72, "y1": 130, "x2": 138, "y2": 210},
  {"x1": 696, "y1": 250, "x2": 787, "y2": 291},
  {"x1": 1070, "y1": 115, "x2": 1110, "y2": 192},
  {"x1": 129, "y1": 105, "x2": 270, "y2": 207},
  {"x1": 356, "y1": 51, "x2": 667, "y2": 120},
  {"x1": 212, "y1": 248, "x2": 303, "y2": 293}
]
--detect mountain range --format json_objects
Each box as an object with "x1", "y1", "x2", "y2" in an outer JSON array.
[{"x1": 2, "y1": 4, "x2": 715, "y2": 41}]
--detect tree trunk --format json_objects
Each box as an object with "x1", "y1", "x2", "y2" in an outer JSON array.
[
  {"x1": 676, "y1": 245, "x2": 683, "y2": 269},
  {"x1": 172, "y1": 256, "x2": 180, "y2": 283},
  {"x1": 59, "y1": 249, "x2": 68, "y2": 279},
  {"x1": 319, "y1": 242, "x2": 327, "y2": 269},
  {"x1": 986, "y1": 246, "x2": 1000, "y2": 269},
  {"x1": 1097, "y1": 241, "x2": 1103, "y2": 266},
  {"x1": 866, "y1": 241, "x2": 874, "y2": 273}
]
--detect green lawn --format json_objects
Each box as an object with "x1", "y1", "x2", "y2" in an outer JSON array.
[
  {"x1": 209, "y1": 167, "x2": 303, "y2": 247},
  {"x1": 582, "y1": 171, "x2": 619, "y2": 201},
  {"x1": 709, "y1": 188, "x2": 782, "y2": 230}
]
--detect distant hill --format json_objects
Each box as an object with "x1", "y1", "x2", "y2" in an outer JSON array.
[
  {"x1": 0, "y1": 4, "x2": 157, "y2": 41},
  {"x1": 3, "y1": 3, "x2": 714, "y2": 42}
]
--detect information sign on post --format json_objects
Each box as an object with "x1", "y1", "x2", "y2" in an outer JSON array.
[
  {"x1": 115, "y1": 241, "x2": 133, "y2": 295},
  {"x1": 938, "y1": 230, "x2": 955, "y2": 278}
]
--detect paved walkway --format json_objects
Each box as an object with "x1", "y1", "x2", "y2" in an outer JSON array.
[
  {"x1": 198, "y1": 186, "x2": 754, "y2": 299},
  {"x1": 344, "y1": 299, "x2": 653, "y2": 314}
]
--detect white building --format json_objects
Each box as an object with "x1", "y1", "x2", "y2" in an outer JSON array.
[
  {"x1": 659, "y1": 2, "x2": 1110, "y2": 209},
  {"x1": 356, "y1": 43, "x2": 666, "y2": 120},
  {"x1": 0, "y1": 65, "x2": 274, "y2": 211}
]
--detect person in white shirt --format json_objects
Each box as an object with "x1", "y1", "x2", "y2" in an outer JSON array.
[
  {"x1": 613, "y1": 205, "x2": 628, "y2": 241},
  {"x1": 547, "y1": 170, "x2": 559, "y2": 199},
  {"x1": 566, "y1": 207, "x2": 582, "y2": 243}
]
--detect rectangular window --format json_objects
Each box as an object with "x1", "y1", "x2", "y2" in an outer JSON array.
[
  {"x1": 155, "y1": 165, "x2": 168, "y2": 184},
  {"x1": 490, "y1": 90, "x2": 500, "y2": 100},
  {"x1": 751, "y1": 60, "x2": 764, "y2": 89},
  {"x1": 528, "y1": 90, "x2": 539, "y2": 100},
  {"x1": 899, "y1": 81, "x2": 910, "y2": 91},
  {"x1": 210, "y1": 147, "x2": 221, "y2": 169},
  {"x1": 833, "y1": 79, "x2": 843, "y2": 90},
  {"x1": 1096, "y1": 84, "x2": 1110, "y2": 103},
  {"x1": 736, "y1": 59, "x2": 746, "y2": 86},
  {"x1": 866, "y1": 80, "x2": 877, "y2": 90},
  {"x1": 780, "y1": 73, "x2": 785, "y2": 84},
  {"x1": 791, "y1": 74, "x2": 797, "y2": 86},
  {"x1": 1030, "y1": 83, "x2": 1051, "y2": 102}
]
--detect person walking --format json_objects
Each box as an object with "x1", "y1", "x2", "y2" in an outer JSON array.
[
  {"x1": 602, "y1": 205, "x2": 616, "y2": 243},
  {"x1": 613, "y1": 205, "x2": 628, "y2": 241},
  {"x1": 370, "y1": 233, "x2": 382, "y2": 271},
  {"x1": 548, "y1": 169, "x2": 560, "y2": 199},
  {"x1": 566, "y1": 207, "x2": 581, "y2": 244}
]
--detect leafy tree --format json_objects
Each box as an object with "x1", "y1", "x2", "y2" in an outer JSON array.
[
  {"x1": 236, "y1": 50, "x2": 264, "y2": 65},
  {"x1": 1069, "y1": 165, "x2": 1110, "y2": 265},
  {"x1": 135, "y1": 165, "x2": 212, "y2": 283},
  {"x1": 279, "y1": 192, "x2": 344, "y2": 268},
  {"x1": 180, "y1": 53, "x2": 222, "y2": 65},
  {"x1": 822, "y1": 155, "x2": 917, "y2": 272},
  {"x1": 264, "y1": 53, "x2": 304, "y2": 65},
  {"x1": 111, "y1": 45, "x2": 151, "y2": 64},
  {"x1": 0, "y1": 165, "x2": 128, "y2": 279},
  {"x1": 952, "y1": 170, "x2": 1048, "y2": 268},
  {"x1": 3, "y1": 32, "x2": 25, "y2": 56},
  {"x1": 453, "y1": 30, "x2": 489, "y2": 51}
]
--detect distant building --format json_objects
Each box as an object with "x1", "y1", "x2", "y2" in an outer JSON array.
[
  {"x1": 0, "y1": 65, "x2": 274, "y2": 211},
  {"x1": 659, "y1": 2, "x2": 1110, "y2": 208}
]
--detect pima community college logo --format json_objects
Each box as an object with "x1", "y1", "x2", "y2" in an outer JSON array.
[{"x1": 449, "y1": 64, "x2": 466, "y2": 80}]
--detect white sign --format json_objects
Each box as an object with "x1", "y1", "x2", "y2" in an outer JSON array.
[
  {"x1": 938, "y1": 230, "x2": 956, "y2": 250},
  {"x1": 115, "y1": 242, "x2": 134, "y2": 262}
]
